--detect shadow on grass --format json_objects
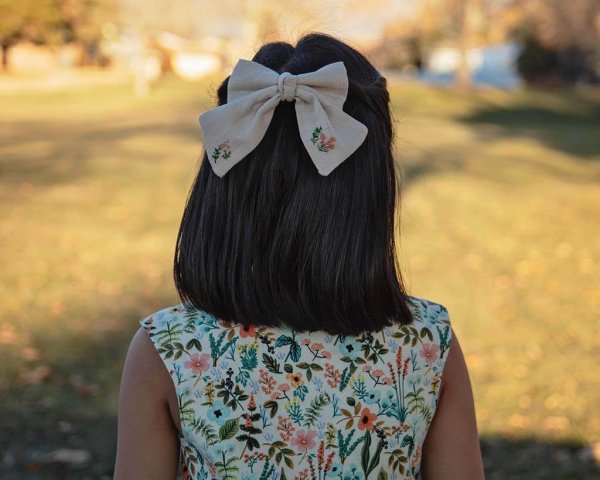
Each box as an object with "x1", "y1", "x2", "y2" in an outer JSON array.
[
  {"x1": 455, "y1": 99, "x2": 600, "y2": 161},
  {"x1": 480, "y1": 434, "x2": 599, "y2": 479},
  {"x1": 0, "y1": 119, "x2": 200, "y2": 188}
]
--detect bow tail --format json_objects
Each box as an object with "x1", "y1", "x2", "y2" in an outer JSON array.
[
  {"x1": 295, "y1": 99, "x2": 368, "y2": 176},
  {"x1": 199, "y1": 92, "x2": 281, "y2": 177}
]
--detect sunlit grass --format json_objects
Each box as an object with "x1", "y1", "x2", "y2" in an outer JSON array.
[{"x1": 0, "y1": 73, "x2": 599, "y2": 477}]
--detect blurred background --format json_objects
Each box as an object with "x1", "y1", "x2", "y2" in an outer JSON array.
[{"x1": 0, "y1": 0, "x2": 599, "y2": 478}]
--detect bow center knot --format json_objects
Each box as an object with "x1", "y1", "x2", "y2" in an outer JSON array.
[{"x1": 277, "y1": 72, "x2": 297, "y2": 102}]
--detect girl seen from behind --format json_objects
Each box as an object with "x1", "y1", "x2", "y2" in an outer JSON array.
[{"x1": 114, "y1": 32, "x2": 485, "y2": 480}]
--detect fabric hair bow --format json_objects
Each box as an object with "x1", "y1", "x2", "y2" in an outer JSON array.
[{"x1": 198, "y1": 59, "x2": 369, "y2": 177}]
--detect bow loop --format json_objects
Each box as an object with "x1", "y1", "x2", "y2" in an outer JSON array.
[
  {"x1": 277, "y1": 72, "x2": 297, "y2": 102},
  {"x1": 199, "y1": 59, "x2": 368, "y2": 177}
]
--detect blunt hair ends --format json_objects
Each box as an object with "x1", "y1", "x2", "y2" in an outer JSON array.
[{"x1": 174, "y1": 32, "x2": 414, "y2": 336}]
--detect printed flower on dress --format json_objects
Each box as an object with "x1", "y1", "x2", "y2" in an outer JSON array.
[
  {"x1": 357, "y1": 407, "x2": 378, "y2": 431},
  {"x1": 207, "y1": 399, "x2": 231, "y2": 425},
  {"x1": 286, "y1": 371, "x2": 304, "y2": 388},
  {"x1": 139, "y1": 295, "x2": 452, "y2": 480},
  {"x1": 184, "y1": 352, "x2": 211, "y2": 374},
  {"x1": 290, "y1": 429, "x2": 317, "y2": 451},
  {"x1": 212, "y1": 140, "x2": 232, "y2": 162},
  {"x1": 338, "y1": 337, "x2": 361, "y2": 360},
  {"x1": 239, "y1": 323, "x2": 256, "y2": 338},
  {"x1": 419, "y1": 342, "x2": 440, "y2": 365},
  {"x1": 310, "y1": 126, "x2": 336, "y2": 152}
]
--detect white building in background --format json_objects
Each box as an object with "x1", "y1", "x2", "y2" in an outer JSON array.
[{"x1": 420, "y1": 42, "x2": 523, "y2": 89}]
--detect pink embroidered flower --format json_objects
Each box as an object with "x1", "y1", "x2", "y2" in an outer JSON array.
[
  {"x1": 310, "y1": 126, "x2": 336, "y2": 152},
  {"x1": 184, "y1": 353, "x2": 211, "y2": 374},
  {"x1": 290, "y1": 429, "x2": 317, "y2": 451},
  {"x1": 212, "y1": 140, "x2": 231, "y2": 161},
  {"x1": 420, "y1": 342, "x2": 440, "y2": 365}
]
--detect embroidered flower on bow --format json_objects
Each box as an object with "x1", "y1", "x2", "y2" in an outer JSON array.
[
  {"x1": 211, "y1": 140, "x2": 232, "y2": 161},
  {"x1": 310, "y1": 126, "x2": 336, "y2": 152}
]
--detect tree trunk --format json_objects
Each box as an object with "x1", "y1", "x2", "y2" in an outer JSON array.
[
  {"x1": 454, "y1": 0, "x2": 473, "y2": 91},
  {"x1": 1, "y1": 44, "x2": 9, "y2": 72}
]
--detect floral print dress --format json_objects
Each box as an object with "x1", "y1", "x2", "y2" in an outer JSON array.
[{"x1": 139, "y1": 295, "x2": 453, "y2": 480}]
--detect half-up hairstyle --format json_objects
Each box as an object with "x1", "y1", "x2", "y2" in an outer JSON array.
[{"x1": 174, "y1": 32, "x2": 414, "y2": 335}]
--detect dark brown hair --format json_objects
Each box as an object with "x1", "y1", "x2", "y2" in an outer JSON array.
[{"x1": 173, "y1": 32, "x2": 414, "y2": 335}]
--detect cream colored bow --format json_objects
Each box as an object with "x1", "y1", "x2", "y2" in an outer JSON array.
[{"x1": 198, "y1": 59, "x2": 369, "y2": 177}]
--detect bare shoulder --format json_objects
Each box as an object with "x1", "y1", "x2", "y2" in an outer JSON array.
[
  {"x1": 421, "y1": 327, "x2": 486, "y2": 480},
  {"x1": 123, "y1": 327, "x2": 182, "y2": 435},
  {"x1": 114, "y1": 327, "x2": 182, "y2": 479}
]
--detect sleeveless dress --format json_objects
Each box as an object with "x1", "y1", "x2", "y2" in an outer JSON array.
[{"x1": 139, "y1": 295, "x2": 453, "y2": 480}]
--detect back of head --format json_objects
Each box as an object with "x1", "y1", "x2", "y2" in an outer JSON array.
[{"x1": 174, "y1": 32, "x2": 414, "y2": 335}]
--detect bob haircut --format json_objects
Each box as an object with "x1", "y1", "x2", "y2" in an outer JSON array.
[{"x1": 174, "y1": 32, "x2": 414, "y2": 336}]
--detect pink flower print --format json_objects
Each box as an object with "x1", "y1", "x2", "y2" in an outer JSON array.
[
  {"x1": 259, "y1": 368, "x2": 276, "y2": 394},
  {"x1": 312, "y1": 342, "x2": 324, "y2": 351},
  {"x1": 290, "y1": 429, "x2": 317, "y2": 451},
  {"x1": 184, "y1": 353, "x2": 211, "y2": 374},
  {"x1": 371, "y1": 369, "x2": 384, "y2": 378},
  {"x1": 301, "y1": 338, "x2": 311, "y2": 345},
  {"x1": 277, "y1": 415, "x2": 296, "y2": 441},
  {"x1": 322, "y1": 351, "x2": 332, "y2": 359},
  {"x1": 362, "y1": 365, "x2": 372, "y2": 372},
  {"x1": 419, "y1": 342, "x2": 440, "y2": 365}
]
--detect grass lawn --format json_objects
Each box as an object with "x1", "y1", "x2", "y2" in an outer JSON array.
[{"x1": 0, "y1": 72, "x2": 599, "y2": 479}]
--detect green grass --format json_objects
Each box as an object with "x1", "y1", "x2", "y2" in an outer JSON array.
[{"x1": 0, "y1": 73, "x2": 599, "y2": 478}]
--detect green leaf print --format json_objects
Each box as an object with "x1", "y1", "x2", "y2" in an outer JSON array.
[
  {"x1": 219, "y1": 417, "x2": 240, "y2": 440},
  {"x1": 303, "y1": 392, "x2": 330, "y2": 427},
  {"x1": 377, "y1": 468, "x2": 389, "y2": 480},
  {"x1": 141, "y1": 296, "x2": 452, "y2": 479},
  {"x1": 361, "y1": 430, "x2": 372, "y2": 474},
  {"x1": 262, "y1": 353, "x2": 281, "y2": 374}
]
